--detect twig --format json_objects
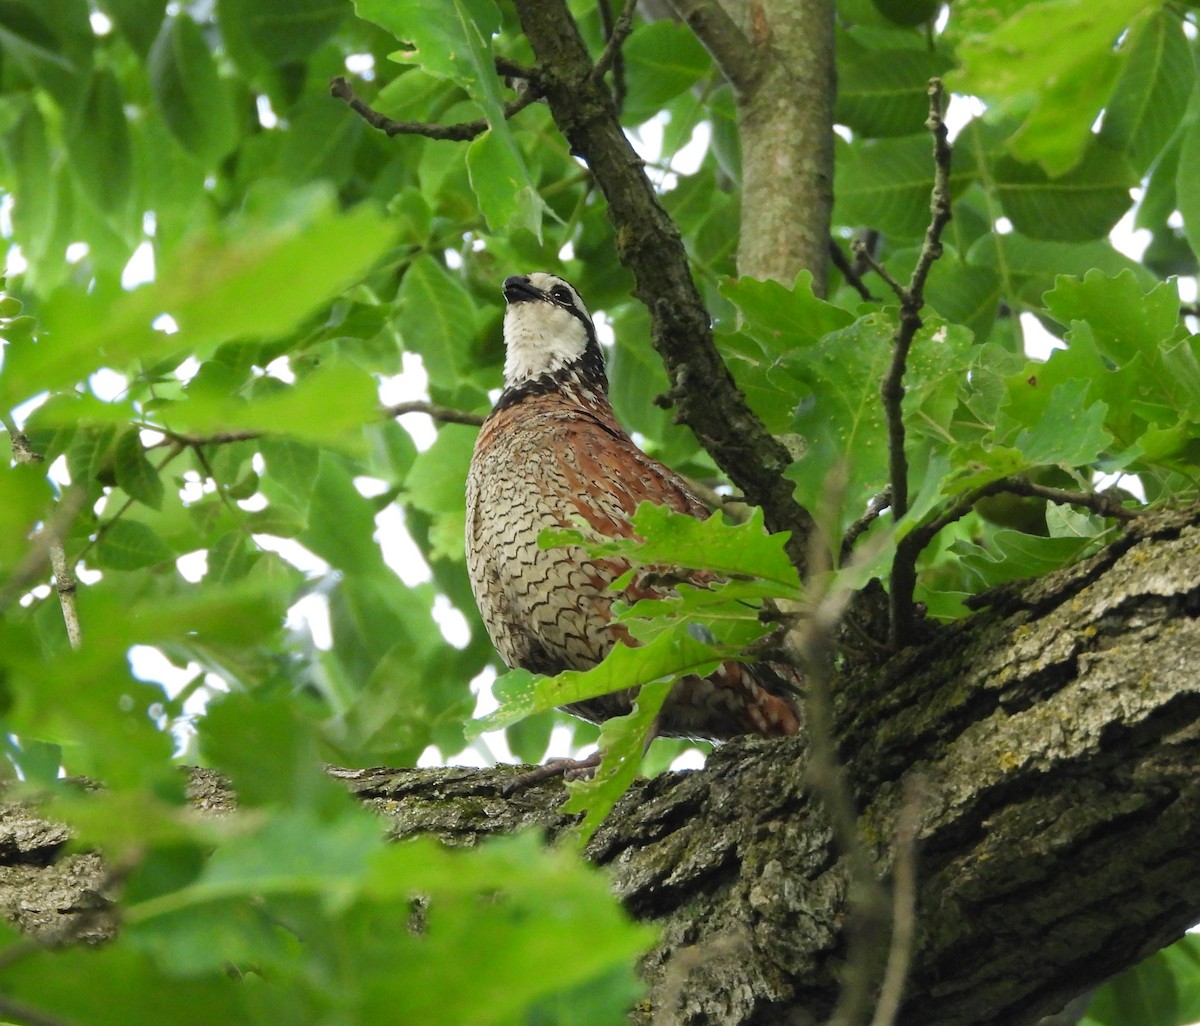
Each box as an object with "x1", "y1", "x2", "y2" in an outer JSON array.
[
  {"x1": 668, "y1": 0, "x2": 763, "y2": 97},
  {"x1": 999, "y1": 478, "x2": 1137, "y2": 522},
  {"x1": 830, "y1": 240, "x2": 877, "y2": 302},
  {"x1": 3, "y1": 423, "x2": 84, "y2": 647},
  {"x1": 591, "y1": 0, "x2": 637, "y2": 109},
  {"x1": 889, "y1": 475, "x2": 1138, "y2": 637},
  {"x1": 330, "y1": 75, "x2": 541, "y2": 142},
  {"x1": 384, "y1": 400, "x2": 486, "y2": 426},
  {"x1": 147, "y1": 401, "x2": 487, "y2": 449},
  {"x1": 882, "y1": 79, "x2": 952, "y2": 647},
  {"x1": 869, "y1": 776, "x2": 924, "y2": 1026},
  {"x1": 840, "y1": 486, "x2": 892, "y2": 561},
  {"x1": 73, "y1": 446, "x2": 184, "y2": 566}
]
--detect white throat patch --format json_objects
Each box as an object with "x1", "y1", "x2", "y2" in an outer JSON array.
[{"x1": 502, "y1": 300, "x2": 590, "y2": 389}]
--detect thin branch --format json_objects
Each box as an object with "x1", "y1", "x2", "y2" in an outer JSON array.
[
  {"x1": 147, "y1": 401, "x2": 487, "y2": 450},
  {"x1": 384, "y1": 401, "x2": 486, "y2": 427},
  {"x1": 3, "y1": 423, "x2": 84, "y2": 647},
  {"x1": 889, "y1": 476, "x2": 1138, "y2": 636},
  {"x1": 999, "y1": 478, "x2": 1138, "y2": 522},
  {"x1": 840, "y1": 486, "x2": 892, "y2": 561},
  {"x1": 47, "y1": 532, "x2": 81, "y2": 649},
  {"x1": 883, "y1": 79, "x2": 953, "y2": 647},
  {"x1": 73, "y1": 446, "x2": 184, "y2": 566},
  {"x1": 852, "y1": 241, "x2": 905, "y2": 301},
  {"x1": 830, "y1": 239, "x2": 878, "y2": 302},
  {"x1": 668, "y1": 0, "x2": 763, "y2": 97},
  {"x1": 147, "y1": 429, "x2": 260, "y2": 449},
  {"x1": 591, "y1": 0, "x2": 637, "y2": 109},
  {"x1": 330, "y1": 75, "x2": 541, "y2": 142}
]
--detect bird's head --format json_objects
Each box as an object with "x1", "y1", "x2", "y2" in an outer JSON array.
[{"x1": 500, "y1": 273, "x2": 607, "y2": 394}]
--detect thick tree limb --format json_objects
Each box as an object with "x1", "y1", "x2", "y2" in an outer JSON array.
[
  {"x1": 685, "y1": 0, "x2": 836, "y2": 291},
  {"x1": 668, "y1": 0, "x2": 763, "y2": 96},
  {"x1": 360, "y1": 506, "x2": 1200, "y2": 1026},
  {"x1": 6, "y1": 508, "x2": 1199, "y2": 1026},
  {"x1": 512, "y1": 0, "x2": 816, "y2": 572}
]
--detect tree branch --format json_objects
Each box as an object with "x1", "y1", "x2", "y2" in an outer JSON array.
[
  {"x1": 1, "y1": 424, "x2": 85, "y2": 646},
  {"x1": 667, "y1": 0, "x2": 762, "y2": 97},
  {"x1": 383, "y1": 400, "x2": 486, "y2": 427},
  {"x1": 329, "y1": 75, "x2": 541, "y2": 141},
  {"x1": 591, "y1": 0, "x2": 638, "y2": 108},
  {"x1": 4, "y1": 508, "x2": 1200, "y2": 1026},
  {"x1": 830, "y1": 239, "x2": 878, "y2": 302},
  {"x1": 876, "y1": 79, "x2": 953, "y2": 646},
  {"x1": 512, "y1": 0, "x2": 816, "y2": 573}
]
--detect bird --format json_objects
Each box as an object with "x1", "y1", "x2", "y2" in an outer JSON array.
[{"x1": 465, "y1": 272, "x2": 802, "y2": 742}]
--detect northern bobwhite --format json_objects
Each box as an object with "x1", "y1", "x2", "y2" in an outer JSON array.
[{"x1": 465, "y1": 272, "x2": 802, "y2": 741}]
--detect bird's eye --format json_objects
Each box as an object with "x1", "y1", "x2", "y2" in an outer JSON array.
[{"x1": 549, "y1": 285, "x2": 573, "y2": 303}]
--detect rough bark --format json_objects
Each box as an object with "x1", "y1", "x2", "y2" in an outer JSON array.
[{"x1": 4, "y1": 508, "x2": 1199, "y2": 1026}]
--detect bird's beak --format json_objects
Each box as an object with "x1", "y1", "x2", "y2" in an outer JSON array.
[{"x1": 503, "y1": 276, "x2": 542, "y2": 305}]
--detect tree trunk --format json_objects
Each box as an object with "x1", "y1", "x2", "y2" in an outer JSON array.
[{"x1": 5, "y1": 507, "x2": 1199, "y2": 1026}]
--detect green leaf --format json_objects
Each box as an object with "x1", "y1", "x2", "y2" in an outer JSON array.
[
  {"x1": 1097, "y1": 9, "x2": 1192, "y2": 173},
  {"x1": 620, "y1": 21, "x2": 711, "y2": 124},
  {"x1": 148, "y1": 14, "x2": 238, "y2": 164},
  {"x1": 93, "y1": 518, "x2": 176, "y2": 569},
  {"x1": 0, "y1": 0, "x2": 91, "y2": 113},
  {"x1": 395, "y1": 255, "x2": 478, "y2": 388},
  {"x1": 0, "y1": 461, "x2": 52, "y2": 566},
  {"x1": 836, "y1": 35, "x2": 951, "y2": 138},
  {"x1": 1006, "y1": 379, "x2": 1112, "y2": 466},
  {"x1": 965, "y1": 231, "x2": 1157, "y2": 309},
  {"x1": 103, "y1": 0, "x2": 165, "y2": 56},
  {"x1": 1178, "y1": 111, "x2": 1200, "y2": 268},
  {"x1": 354, "y1": 0, "x2": 547, "y2": 237},
  {"x1": 556, "y1": 502, "x2": 802, "y2": 593},
  {"x1": 1043, "y1": 270, "x2": 1181, "y2": 360},
  {"x1": 993, "y1": 143, "x2": 1137, "y2": 242},
  {"x1": 561, "y1": 678, "x2": 674, "y2": 845},
  {"x1": 1, "y1": 188, "x2": 395, "y2": 410},
  {"x1": 216, "y1": 0, "x2": 349, "y2": 65},
  {"x1": 469, "y1": 622, "x2": 726, "y2": 735},
  {"x1": 1086, "y1": 935, "x2": 1200, "y2": 1026},
  {"x1": 403, "y1": 424, "x2": 477, "y2": 562},
  {"x1": 68, "y1": 68, "x2": 132, "y2": 215},
  {"x1": 114, "y1": 428, "x2": 164, "y2": 509},
  {"x1": 260, "y1": 437, "x2": 321, "y2": 505},
  {"x1": 955, "y1": 528, "x2": 1098, "y2": 588},
  {"x1": 465, "y1": 129, "x2": 546, "y2": 238},
  {"x1": 783, "y1": 313, "x2": 894, "y2": 529},
  {"x1": 171, "y1": 362, "x2": 379, "y2": 452},
  {"x1": 835, "y1": 133, "x2": 956, "y2": 239},
  {"x1": 951, "y1": 0, "x2": 1158, "y2": 175},
  {"x1": 205, "y1": 532, "x2": 258, "y2": 584}
]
